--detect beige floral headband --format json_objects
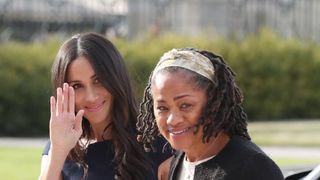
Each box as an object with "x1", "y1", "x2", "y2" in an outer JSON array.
[{"x1": 152, "y1": 49, "x2": 215, "y2": 82}]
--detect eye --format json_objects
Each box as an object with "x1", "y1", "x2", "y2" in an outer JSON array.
[
  {"x1": 180, "y1": 103, "x2": 192, "y2": 110},
  {"x1": 94, "y1": 77, "x2": 100, "y2": 84},
  {"x1": 71, "y1": 83, "x2": 82, "y2": 90},
  {"x1": 156, "y1": 106, "x2": 168, "y2": 112}
]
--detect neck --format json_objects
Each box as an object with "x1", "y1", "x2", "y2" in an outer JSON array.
[
  {"x1": 90, "y1": 121, "x2": 112, "y2": 141},
  {"x1": 185, "y1": 131, "x2": 230, "y2": 162}
]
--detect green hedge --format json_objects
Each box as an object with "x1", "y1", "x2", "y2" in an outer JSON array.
[
  {"x1": 116, "y1": 30, "x2": 320, "y2": 120},
  {"x1": 0, "y1": 39, "x2": 58, "y2": 136},
  {"x1": 0, "y1": 30, "x2": 319, "y2": 136}
]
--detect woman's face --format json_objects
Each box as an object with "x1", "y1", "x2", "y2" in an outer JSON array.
[
  {"x1": 67, "y1": 56, "x2": 113, "y2": 126},
  {"x1": 151, "y1": 70, "x2": 207, "y2": 152}
]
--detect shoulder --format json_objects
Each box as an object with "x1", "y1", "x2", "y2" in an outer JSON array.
[
  {"x1": 203, "y1": 136, "x2": 284, "y2": 179},
  {"x1": 244, "y1": 152, "x2": 284, "y2": 179},
  {"x1": 232, "y1": 137, "x2": 284, "y2": 180},
  {"x1": 158, "y1": 156, "x2": 173, "y2": 180},
  {"x1": 225, "y1": 136, "x2": 267, "y2": 157}
]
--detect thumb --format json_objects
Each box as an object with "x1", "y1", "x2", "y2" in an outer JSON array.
[{"x1": 74, "y1": 110, "x2": 84, "y2": 131}]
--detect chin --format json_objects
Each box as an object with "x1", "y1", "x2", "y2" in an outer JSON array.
[{"x1": 169, "y1": 141, "x2": 189, "y2": 151}]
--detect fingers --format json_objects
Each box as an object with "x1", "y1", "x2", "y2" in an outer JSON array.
[
  {"x1": 57, "y1": 83, "x2": 75, "y2": 115},
  {"x1": 50, "y1": 96, "x2": 56, "y2": 118},
  {"x1": 69, "y1": 86, "x2": 75, "y2": 113},
  {"x1": 74, "y1": 110, "x2": 84, "y2": 131},
  {"x1": 62, "y1": 83, "x2": 69, "y2": 113},
  {"x1": 56, "y1": 87, "x2": 62, "y2": 116}
]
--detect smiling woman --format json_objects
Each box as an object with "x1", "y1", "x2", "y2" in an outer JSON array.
[
  {"x1": 67, "y1": 56, "x2": 113, "y2": 135},
  {"x1": 137, "y1": 48, "x2": 284, "y2": 180},
  {"x1": 38, "y1": 32, "x2": 171, "y2": 180}
]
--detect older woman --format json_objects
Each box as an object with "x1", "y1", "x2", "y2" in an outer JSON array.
[{"x1": 137, "y1": 48, "x2": 284, "y2": 180}]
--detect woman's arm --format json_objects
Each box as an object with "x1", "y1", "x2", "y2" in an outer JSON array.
[
  {"x1": 39, "y1": 149, "x2": 66, "y2": 180},
  {"x1": 158, "y1": 156, "x2": 173, "y2": 180},
  {"x1": 38, "y1": 84, "x2": 84, "y2": 180}
]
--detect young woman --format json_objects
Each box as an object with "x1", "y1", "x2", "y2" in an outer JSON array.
[
  {"x1": 39, "y1": 32, "x2": 171, "y2": 180},
  {"x1": 137, "y1": 48, "x2": 284, "y2": 180}
]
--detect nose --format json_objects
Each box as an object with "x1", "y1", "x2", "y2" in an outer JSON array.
[
  {"x1": 167, "y1": 111, "x2": 183, "y2": 126},
  {"x1": 85, "y1": 86, "x2": 98, "y2": 103}
]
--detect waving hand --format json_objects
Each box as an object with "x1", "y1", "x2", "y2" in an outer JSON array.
[{"x1": 50, "y1": 83, "x2": 84, "y2": 153}]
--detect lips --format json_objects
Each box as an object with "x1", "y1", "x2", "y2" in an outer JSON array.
[
  {"x1": 168, "y1": 127, "x2": 192, "y2": 135},
  {"x1": 85, "y1": 101, "x2": 105, "y2": 112}
]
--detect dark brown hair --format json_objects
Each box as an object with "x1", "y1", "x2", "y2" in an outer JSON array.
[
  {"x1": 137, "y1": 48, "x2": 250, "y2": 151},
  {"x1": 51, "y1": 32, "x2": 150, "y2": 179}
]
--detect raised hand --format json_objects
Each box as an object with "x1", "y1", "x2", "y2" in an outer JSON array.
[{"x1": 49, "y1": 83, "x2": 84, "y2": 154}]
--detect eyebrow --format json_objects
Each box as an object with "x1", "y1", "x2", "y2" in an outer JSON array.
[
  {"x1": 68, "y1": 80, "x2": 80, "y2": 84},
  {"x1": 67, "y1": 74, "x2": 97, "y2": 84},
  {"x1": 173, "y1": 94, "x2": 191, "y2": 101},
  {"x1": 155, "y1": 94, "x2": 191, "y2": 103}
]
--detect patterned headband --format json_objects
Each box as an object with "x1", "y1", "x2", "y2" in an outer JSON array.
[{"x1": 152, "y1": 49, "x2": 215, "y2": 82}]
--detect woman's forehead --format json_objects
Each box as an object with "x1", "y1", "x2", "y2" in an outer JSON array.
[{"x1": 152, "y1": 70, "x2": 204, "y2": 92}]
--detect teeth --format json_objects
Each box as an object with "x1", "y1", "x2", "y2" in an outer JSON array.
[{"x1": 169, "y1": 127, "x2": 190, "y2": 135}]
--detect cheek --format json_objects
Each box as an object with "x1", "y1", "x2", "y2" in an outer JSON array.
[
  {"x1": 155, "y1": 116, "x2": 167, "y2": 133},
  {"x1": 191, "y1": 106, "x2": 205, "y2": 122},
  {"x1": 74, "y1": 92, "x2": 83, "y2": 111}
]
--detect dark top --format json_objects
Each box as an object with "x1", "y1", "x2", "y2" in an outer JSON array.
[
  {"x1": 42, "y1": 138, "x2": 172, "y2": 180},
  {"x1": 168, "y1": 136, "x2": 284, "y2": 180}
]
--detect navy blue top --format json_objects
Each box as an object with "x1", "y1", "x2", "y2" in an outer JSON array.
[{"x1": 42, "y1": 138, "x2": 172, "y2": 180}]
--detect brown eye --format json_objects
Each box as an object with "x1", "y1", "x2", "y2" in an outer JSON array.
[
  {"x1": 72, "y1": 84, "x2": 82, "y2": 89},
  {"x1": 156, "y1": 106, "x2": 168, "y2": 112},
  {"x1": 180, "y1": 103, "x2": 192, "y2": 109},
  {"x1": 94, "y1": 78, "x2": 100, "y2": 84}
]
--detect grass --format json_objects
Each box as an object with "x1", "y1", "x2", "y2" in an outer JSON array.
[
  {"x1": 248, "y1": 120, "x2": 320, "y2": 147},
  {"x1": 2, "y1": 148, "x2": 318, "y2": 179},
  {"x1": 274, "y1": 158, "x2": 320, "y2": 167},
  {"x1": 0, "y1": 120, "x2": 319, "y2": 179},
  {"x1": 0, "y1": 147, "x2": 42, "y2": 180},
  {"x1": 248, "y1": 120, "x2": 320, "y2": 169}
]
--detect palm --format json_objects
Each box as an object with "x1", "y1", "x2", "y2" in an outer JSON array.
[{"x1": 49, "y1": 83, "x2": 84, "y2": 152}]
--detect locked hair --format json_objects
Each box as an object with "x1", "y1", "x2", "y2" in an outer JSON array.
[{"x1": 137, "y1": 48, "x2": 250, "y2": 152}]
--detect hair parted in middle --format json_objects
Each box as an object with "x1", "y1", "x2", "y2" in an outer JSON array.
[
  {"x1": 137, "y1": 47, "x2": 250, "y2": 152},
  {"x1": 51, "y1": 32, "x2": 150, "y2": 180}
]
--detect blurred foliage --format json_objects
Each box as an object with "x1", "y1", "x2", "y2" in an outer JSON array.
[
  {"x1": 0, "y1": 38, "x2": 59, "y2": 136},
  {"x1": 116, "y1": 29, "x2": 320, "y2": 120},
  {"x1": 0, "y1": 29, "x2": 319, "y2": 136}
]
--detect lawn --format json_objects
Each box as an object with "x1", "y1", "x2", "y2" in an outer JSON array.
[
  {"x1": 248, "y1": 119, "x2": 320, "y2": 175},
  {"x1": 0, "y1": 147, "x2": 42, "y2": 180},
  {"x1": 248, "y1": 120, "x2": 320, "y2": 147},
  {"x1": 0, "y1": 120, "x2": 319, "y2": 179}
]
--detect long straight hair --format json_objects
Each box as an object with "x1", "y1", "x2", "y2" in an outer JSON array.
[{"x1": 51, "y1": 32, "x2": 150, "y2": 179}]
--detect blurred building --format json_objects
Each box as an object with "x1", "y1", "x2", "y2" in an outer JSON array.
[
  {"x1": 0, "y1": 0, "x2": 127, "y2": 41},
  {"x1": 128, "y1": 0, "x2": 320, "y2": 42},
  {"x1": 1, "y1": 0, "x2": 320, "y2": 42}
]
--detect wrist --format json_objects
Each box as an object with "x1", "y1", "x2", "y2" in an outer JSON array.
[{"x1": 50, "y1": 146, "x2": 71, "y2": 158}]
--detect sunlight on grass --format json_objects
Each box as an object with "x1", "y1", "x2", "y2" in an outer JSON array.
[
  {"x1": 0, "y1": 147, "x2": 42, "y2": 180},
  {"x1": 0, "y1": 120, "x2": 319, "y2": 179},
  {"x1": 248, "y1": 120, "x2": 320, "y2": 147},
  {"x1": 274, "y1": 158, "x2": 320, "y2": 167}
]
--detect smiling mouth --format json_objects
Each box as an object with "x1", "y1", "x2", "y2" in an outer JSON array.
[
  {"x1": 169, "y1": 127, "x2": 192, "y2": 135},
  {"x1": 86, "y1": 101, "x2": 105, "y2": 112}
]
